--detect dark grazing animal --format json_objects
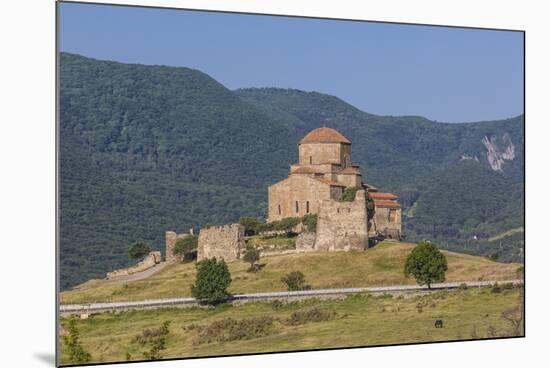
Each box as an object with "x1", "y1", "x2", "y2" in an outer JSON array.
[{"x1": 435, "y1": 320, "x2": 444, "y2": 328}]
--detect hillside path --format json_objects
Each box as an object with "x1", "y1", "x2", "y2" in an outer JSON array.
[{"x1": 104, "y1": 262, "x2": 169, "y2": 283}]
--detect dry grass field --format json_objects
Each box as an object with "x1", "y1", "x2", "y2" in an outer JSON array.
[
  {"x1": 61, "y1": 241, "x2": 521, "y2": 304},
  {"x1": 59, "y1": 286, "x2": 523, "y2": 365}
]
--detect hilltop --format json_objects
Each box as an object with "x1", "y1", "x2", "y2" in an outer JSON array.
[
  {"x1": 60, "y1": 241, "x2": 521, "y2": 304},
  {"x1": 59, "y1": 53, "x2": 524, "y2": 289}
]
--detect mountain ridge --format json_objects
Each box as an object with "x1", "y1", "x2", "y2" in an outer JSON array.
[{"x1": 59, "y1": 52, "x2": 524, "y2": 289}]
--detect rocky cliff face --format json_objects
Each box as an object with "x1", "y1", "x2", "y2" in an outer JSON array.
[{"x1": 481, "y1": 133, "x2": 516, "y2": 172}]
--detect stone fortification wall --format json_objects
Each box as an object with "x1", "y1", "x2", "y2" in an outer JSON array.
[
  {"x1": 197, "y1": 224, "x2": 245, "y2": 262},
  {"x1": 165, "y1": 230, "x2": 193, "y2": 263},
  {"x1": 106, "y1": 251, "x2": 161, "y2": 279},
  {"x1": 296, "y1": 232, "x2": 316, "y2": 251},
  {"x1": 314, "y1": 190, "x2": 369, "y2": 251}
]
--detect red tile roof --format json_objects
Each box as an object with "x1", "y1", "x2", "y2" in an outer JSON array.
[
  {"x1": 338, "y1": 167, "x2": 361, "y2": 175},
  {"x1": 314, "y1": 177, "x2": 346, "y2": 187},
  {"x1": 292, "y1": 167, "x2": 322, "y2": 174},
  {"x1": 374, "y1": 200, "x2": 401, "y2": 208},
  {"x1": 300, "y1": 127, "x2": 351, "y2": 144},
  {"x1": 369, "y1": 192, "x2": 398, "y2": 200}
]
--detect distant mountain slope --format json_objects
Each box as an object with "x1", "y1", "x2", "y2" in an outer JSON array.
[{"x1": 59, "y1": 53, "x2": 524, "y2": 289}]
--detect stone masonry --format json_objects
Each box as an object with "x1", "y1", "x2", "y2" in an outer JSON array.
[
  {"x1": 197, "y1": 223, "x2": 245, "y2": 262},
  {"x1": 314, "y1": 189, "x2": 369, "y2": 251},
  {"x1": 106, "y1": 251, "x2": 161, "y2": 279},
  {"x1": 165, "y1": 230, "x2": 194, "y2": 263}
]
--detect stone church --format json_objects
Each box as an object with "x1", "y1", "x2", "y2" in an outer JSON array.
[{"x1": 268, "y1": 127, "x2": 401, "y2": 246}]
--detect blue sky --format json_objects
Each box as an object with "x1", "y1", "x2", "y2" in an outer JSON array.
[{"x1": 59, "y1": 2, "x2": 524, "y2": 123}]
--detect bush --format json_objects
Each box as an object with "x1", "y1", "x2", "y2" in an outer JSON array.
[
  {"x1": 128, "y1": 242, "x2": 151, "y2": 261},
  {"x1": 239, "y1": 216, "x2": 264, "y2": 236},
  {"x1": 281, "y1": 271, "x2": 311, "y2": 291},
  {"x1": 458, "y1": 283, "x2": 468, "y2": 290},
  {"x1": 191, "y1": 258, "x2": 232, "y2": 304},
  {"x1": 62, "y1": 318, "x2": 91, "y2": 364},
  {"x1": 340, "y1": 186, "x2": 361, "y2": 202},
  {"x1": 173, "y1": 235, "x2": 198, "y2": 261},
  {"x1": 491, "y1": 283, "x2": 502, "y2": 293},
  {"x1": 134, "y1": 321, "x2": 171, "y2": 360},
  {"x1": 301, "y1": 214, "x2": 318, "y2": 232},
  {"x1": 243, "y1": 248, "x2": 261, "y2": 272},
  {"x1": 286, "y1": 307, "x2": 336, "y2": 325},
  {"x1": 189, "y1": 316, "x2": 274, "y2": 345},
  {"x1": 404, "y1": 241, "x2": 448, "y2": 289}
]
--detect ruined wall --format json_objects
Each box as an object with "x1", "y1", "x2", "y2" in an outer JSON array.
[
  {"x1": 372, "y1": 207, "x2": 402, "y2": 239},
  {"x1": 165, "y1": 230, "x2": 194, "y2": 263},
  {"x1": 314, "y1": 189, "x2": 369, "y2": 251},
  {"x1": 106, "y1": 251, "x2": 161, "y2": 279},
  {"x1": 197, "y1": 224, "x2": 245, "y2": 262},
  {"x1": 296, "y1": 232, "x2": 316, "y2": 251}
]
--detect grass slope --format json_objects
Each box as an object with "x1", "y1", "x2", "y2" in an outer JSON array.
[
  {"x1": 60, "y1": 287, "x2": 522, "y2": 365},
  {"x1": 61, "y1": 242, "x2": 521, "y2": 304}
]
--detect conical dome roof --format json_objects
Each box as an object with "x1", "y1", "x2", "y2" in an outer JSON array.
[{"x1": 299, "y1": 127, "x2": 351, "y2": 144}]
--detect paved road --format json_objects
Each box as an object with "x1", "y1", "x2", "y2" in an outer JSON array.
[{"x1": 60, "y1": 279, "x2": 522, "y2": 315}]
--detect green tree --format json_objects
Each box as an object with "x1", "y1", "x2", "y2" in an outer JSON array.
[
  {"x1": 128, "y1": 242, "x2": 151, "y2": 261},
  {"x1": 243, "y1": 248, "x2": 261, "y2": 272},
  {"x1": 239, "y1": 216, "x2": 263, "y2": 236},
  {"x1": 191, "y1": 258, "x2": 232, "y2": 304},
  {"x1": 404, "y1": 241, "x2": 448, "y2": 289},
  {"x1": 62, "y1": 318, "x2": 91, "y2": 364},
  {"x1": 281, "y1": 271, "x2": 311, "y2": 291},
  {"x1": 173, "y1": 235, "x2": 198, "y2": 261}
]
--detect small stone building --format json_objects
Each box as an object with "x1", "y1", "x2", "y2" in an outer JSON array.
[{"x1": 268, "y1": 127, "x2": 402, "y2": 244}]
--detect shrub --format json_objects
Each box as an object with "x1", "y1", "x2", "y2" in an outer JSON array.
[
  {"x1": 458, "y1": 283, "x2": 468, "y2": 290},
  {"x1": 62, "y1": 319, "x2": 91, "y2": 364},
  {"x1": 239, "y1": 216, "x2": 264, "y2": 236},
  {"x1": 491, "y1": 283, "x2": 502, "y2": 293},
  {"x1": 340, "y1": 186, "x2": 361, "y2": 202},
  {"x1": 190, "y1": 316, "x2": 274, "y2": 345},
  {"x1": 133, "y1": 321, "x2": 171, "y2": 360},
  {"x1": 191, "y1": 258, "x2": 232, "y2": 304},
  {"x1": 243, "y1": 248, "x2": 261, "y2": 272},
  {"x1": 281, "y1": 271, "x2": 311, "y2": 291},
  {"x1": 488, "y1": 253, "x2": 499, "y2": 262},
  {"x1": 128, "y1": 242, "x2": 151, "y2": 261},
  {"x1": 301, "y1": 214, "x2": 318, "y2": 232},
  {"x1": 286, "y1": 307, "x2": 336, "y2": 325},
  {"x1": 173, "y1": 235, "x2": 198, "y2": 261},
  {"x1": 404, "y1": 241, "x2": 448, "y2": 289}
]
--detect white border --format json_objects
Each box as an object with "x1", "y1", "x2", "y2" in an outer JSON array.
[{"x1": 1, "y1": 1, "x2": 548, "y2": 367}]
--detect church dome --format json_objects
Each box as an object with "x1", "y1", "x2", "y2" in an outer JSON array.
[{"x1": 299, "y1": 127, "x2": 351, "y2": 144}]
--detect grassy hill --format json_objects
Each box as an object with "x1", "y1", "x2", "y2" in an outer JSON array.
[
  {"x1": 60, "y1": 242, "x2": 521, "y2": 304},
  {"x1": 59, "y1": 53, "x2": 524, "y2": 289},
  {"x1": 60, "y1": 286, "x2": 522, "y2": 365}
]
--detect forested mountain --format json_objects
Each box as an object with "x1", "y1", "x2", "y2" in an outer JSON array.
[{"x1": 59, "y1": 53, "x2": 524, "y2": 289}]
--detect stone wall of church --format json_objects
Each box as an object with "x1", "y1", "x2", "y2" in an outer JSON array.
[
  {"x1": 197, "y1": 223, "x2": 245, "y2": 262},
  {"x1": 268, "y1": 175, "x2": 333, "y2": 221},
  {"x1": 314, "y1": 189, "x2": 369, "y2": 251}
]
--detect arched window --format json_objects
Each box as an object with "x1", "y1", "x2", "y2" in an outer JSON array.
[
  {"x1": 278, "y1": 204, "x2": 281, "y2": 215},
  {"x1": 309, "y1": 156, "x2": 312, "y2": 164},
  {"x1": 306, "y1": 201, "x2": 310, "y2": 213},
  {"x1": 295, "y1": 201, "x2": 299, "y2": 213}
]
